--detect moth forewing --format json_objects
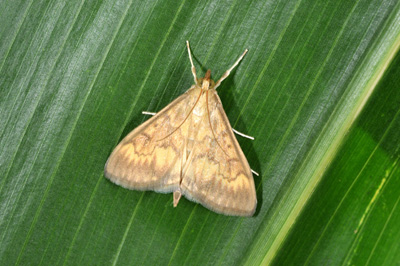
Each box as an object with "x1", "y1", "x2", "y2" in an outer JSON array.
[
  {"x1": 104, "y1": 41, "x2": 257, "y2": 216},
  {"x1": 180, "y1": 89, "x2": 256, "y2": 216},
  {"x1": 104, "y1": 88, "x2": 197, "y2": 192}
]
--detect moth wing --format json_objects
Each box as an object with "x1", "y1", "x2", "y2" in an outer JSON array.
[
  {"x1": 104, "y1": 87, "x2": 199, "y2": 193},
  {"x1": 180, "y1": 91, "x2": 257, "y2": 216}
]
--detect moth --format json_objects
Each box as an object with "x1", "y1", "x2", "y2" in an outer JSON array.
[{"x1": 105, "y1": 41, "x2": 257, "y2": 216}]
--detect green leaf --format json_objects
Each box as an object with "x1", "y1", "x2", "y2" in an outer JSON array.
[
  {"x1": 273, "y1": 45, "x2": 400, "y2": 265},
  {"x1": 1, "y1": 0, "x2": 399, "y2": 265}
]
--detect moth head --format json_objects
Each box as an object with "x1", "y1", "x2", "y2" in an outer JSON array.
[{"x1": 198, "y1": 69, "x2": 215, "y2": 91}]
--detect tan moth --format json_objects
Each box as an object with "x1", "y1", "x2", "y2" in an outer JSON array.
[{"x1": 104, "y1": 41, "x2": 257, "y2": 216}]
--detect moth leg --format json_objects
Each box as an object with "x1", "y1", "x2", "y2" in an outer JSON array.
[
  {"x1": 232, "y1": 128, "x2": 254, "y2": 140},
  {"x1": 142, "y1": 111, "x2": 156, "y2": 115},
  {"x1": 251, "y1": 169, "x2": 259, "y2": 176},
  {"x1": 186, "y1": 40, "x2": 198, "y2": 84},
  {"x1": 230, "y1": 129, "x2": 258, "y2": 176},
  {"x1": 214, "y1": 48, "x2": 248, "y2": 90},
  {"x1": 142, "y1": 113, "x2": 255, "y2": 142},
  {"x1": 173, "y1": 190, "x2": 182, "y2": 207}
]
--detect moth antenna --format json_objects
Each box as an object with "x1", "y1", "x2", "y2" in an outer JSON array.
[
  {"x1": 214, "y1": 49, "x2": 248, "y2": 90},
  {"x1": 186, "y1": 40, "x2": 197, "y2": 84}
]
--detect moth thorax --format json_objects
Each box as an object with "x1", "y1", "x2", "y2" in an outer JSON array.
[{"x1": 198, "y1": 69, "x2": 215, "y2": 90}]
